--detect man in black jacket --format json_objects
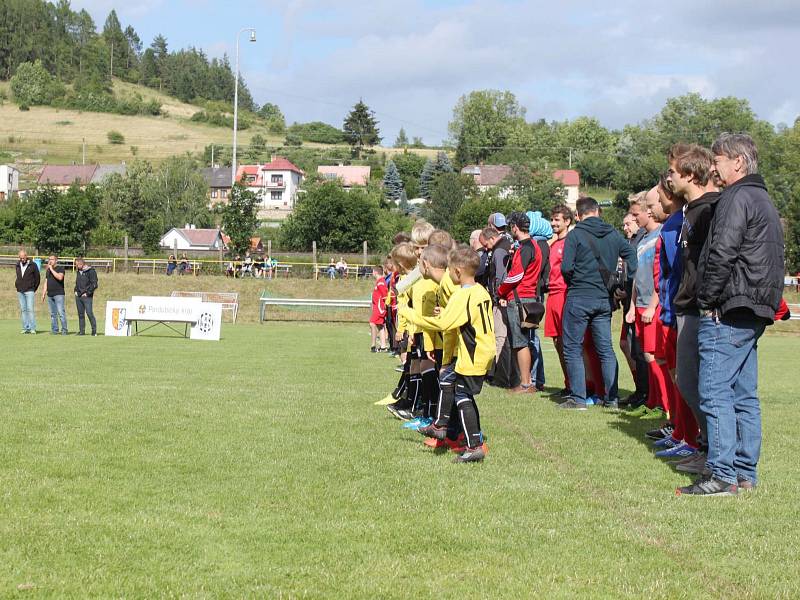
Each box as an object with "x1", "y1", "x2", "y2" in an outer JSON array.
[
  {"x1": 666, "y1": 144, "x2": 720, "y2": 475},
  {"x1": 677, "y1": 134, "x2": 784, "y2": 497},
  {"x1": 74, "y1": 257, "x2": 99, "y2": 336},
  {"x1": 15, "y1": 249, "x2": 40, "y2": 334},
  {"x1": 559, "y1": 198, "x2": 637, "y2": 410}
]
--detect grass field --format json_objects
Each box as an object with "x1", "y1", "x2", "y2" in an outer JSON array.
[{"x1": 1, "y1": 316, "x2": 799, "y2": 598}]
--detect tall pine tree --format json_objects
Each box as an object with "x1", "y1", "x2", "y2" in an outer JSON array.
[
  {"x1": 382, "y1": 160, "x2": 404, "y2": 204},
  {"x1": 343, "y1": 99, "x2": 381, "y2": 158},
  {"x1": 419, "y1": 159, "x2": 435, "y2": 201},
  {"x1": 394, "y1": 127, "x2": 409, "y2": 148}
]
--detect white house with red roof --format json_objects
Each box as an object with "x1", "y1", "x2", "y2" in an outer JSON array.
[
  {"x1": 236, "y1": 155, "x2": 304, "y2": 214},
  {"x1": 460, "y1": 165, "x2": 581, "y2": 209},
  {"x1": 159, "y1": 226, "x2": 226, "y2": 251}
]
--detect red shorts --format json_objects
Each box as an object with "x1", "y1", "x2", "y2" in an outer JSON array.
[
  {"x1": 661, "y1": 324, "x2": 677, "y2": 369},
  {"x1": 544, "y1": 293, "x2": 566, "y2": 338},
  {"x1": 635, "y1": 307, "x2": 661, "y2": 354},
  {"x1": 369, "y1": 309, "x2": 385, "y2": 326}
]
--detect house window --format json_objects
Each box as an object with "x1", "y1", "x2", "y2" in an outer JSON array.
[
  {"x1": 271, "y1": 191, "x2": 282, "y2": 201},
  {"x1": 211, "y1": 189, "x2": 218, "y2": 198},
  {"x1": 271, "y1": 174, "x2": 283, "y2": 185},
  {"x1": 221, "y1": 189, "x2": 228, "y2": 199}
]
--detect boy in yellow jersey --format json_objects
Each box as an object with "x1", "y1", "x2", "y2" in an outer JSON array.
[
  {"x1": 402, "y1": 245, "x2": 495, "y2": 463},
  {"x1": 384, "y1": 242, "x2": 423, "y2": 420}
]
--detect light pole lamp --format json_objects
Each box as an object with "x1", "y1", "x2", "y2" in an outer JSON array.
[{"x1": 232, "y1": 27, "x2": 257, "y2": 187}]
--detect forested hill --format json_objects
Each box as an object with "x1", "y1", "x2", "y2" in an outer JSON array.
[{"x1": 0, "y1": 0, "x2": 254, "y2": 110}]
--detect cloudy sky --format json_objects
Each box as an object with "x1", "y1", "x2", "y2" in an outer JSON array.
[{"x1": 73, "y1": 0, "x2": 799, "y2": 145}]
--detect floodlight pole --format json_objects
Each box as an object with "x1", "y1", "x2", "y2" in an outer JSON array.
[{"x1": 232, "y1": 27, "x2": 257, "y2": 187}]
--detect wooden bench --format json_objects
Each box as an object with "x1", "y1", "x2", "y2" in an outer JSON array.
[
  {"x1": 171, "y1": 291, "x2": 239, "y2": 323},
  {"x1": 259, "y1": 295, "x2": 371, "y2": 322}
]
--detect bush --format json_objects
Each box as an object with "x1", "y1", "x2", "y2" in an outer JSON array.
[
  {"x1": 10, "y1": 60, "x2": 64, "y2": 106},
  {"x1": 19, "y1": 104, "x2": 29, "y2": 112},
  {"x1": 107, "y1": 131, "x2": 126, "y2": 145},
  {"x1": 287, "y1": 121, "x2": 346, "y2": 144},
  {"x1": 190, "y1": 110, "x2": 249, "y2": 130}
]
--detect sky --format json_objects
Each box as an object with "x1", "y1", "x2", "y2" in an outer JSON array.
[{"x1": 72, "y1": 0, "x2": 800, "y2": 145}]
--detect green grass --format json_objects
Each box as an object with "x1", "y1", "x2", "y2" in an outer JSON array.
[{"x1": 1, "y1": 315, "x2": 799, "y2": 597}]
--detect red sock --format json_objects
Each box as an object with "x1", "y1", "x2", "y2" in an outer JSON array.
[{"x1": 647, "y1": 361, "x2": 669, "y2": 414}]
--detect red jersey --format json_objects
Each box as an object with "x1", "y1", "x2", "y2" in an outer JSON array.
[
  {"x1": 497, "y1": 238, "x2": 542, "y2": 301},
  {"x1": 370, "y1": 279, "x2": 388, "y2": 324},
  {"x1": 548, "y1": 237, "x2": 567, "y2": 295}
]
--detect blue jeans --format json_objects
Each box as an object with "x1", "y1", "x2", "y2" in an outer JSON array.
[
  {"x1": 46, "y1": 294, "x2": 68, "y2": 333},
  {"x1": 17, "y1": 291, "x2": 36, "y2": 332},
  {"x1": 75, "y1": 295, "x2": 97, "y2": 335},
  {"x1": 528, "y1": 329, "x2": 545, "y2": 387},
  {"x1": 562, "y1": 295, "x2": 618, "y2": 403},
  {"x1": 698, "y1": 314, "x2": 766, "y2": 486}
]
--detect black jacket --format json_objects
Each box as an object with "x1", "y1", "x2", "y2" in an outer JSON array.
[
  {"x1": 535, "y1": 238, "x2": 550, "y2": 300},
  {"x1": 486, "y1": 236, "x2": 512, "y2": 303},
  {"x1": 15, "y1": 261, "x2": 40, "y2": 293},
  {"x1": 74, "y1": 267, "x2": 98, "y2": 297},
  {"x1": 697, "y1": 175, "x2": 784, "y2": 321},
  {"x1": 562, "y1": 217, "x2": 637, "y2": 299},
  {"x1": 673, "y1": 192, "x2": 720, "y2": 316}
]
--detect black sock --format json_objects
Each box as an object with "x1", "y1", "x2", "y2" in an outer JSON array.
[
  {"x1": 421, "y1": 369, "x2": 439, "y2": 420},
  {"x1": 436, "y1": 379, "x2": 455, "y2": 429},
  {"x1": 457, "y1": 396, "x2": 483, "y2": 449},
  {"x1": 404, "y1": 374, "x2": 421, "y2": 413}
]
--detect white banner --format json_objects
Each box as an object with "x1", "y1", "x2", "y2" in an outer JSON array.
[
  {"x1": 189, "y1": 302, "x2": 223, "y2": 341},
  {"x1": 129, "y1": 296, "x2": 202, "y2": 322},
  {"x1": 104, "y1": 301, "x2": 131, "y2": 337}
]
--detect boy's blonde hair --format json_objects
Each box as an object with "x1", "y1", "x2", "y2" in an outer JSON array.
[
  {"x1": 421, "y1": 244, "x2": 450, "y2": 270},
  {"x1": 411, "y1": 220, "x2": 435, "y2": 247},
  {"x1": 428, "y1": 229, "x2": 454, "y2": 250},
  {"x1": 391, "y1": 242, "x2": 418, "y2": 272},
  {"x1": 448, "y1": 244, "x2": 480, "y2": 276}
]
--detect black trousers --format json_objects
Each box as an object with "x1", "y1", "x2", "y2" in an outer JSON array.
[{"x1": 76, "y1": 295, "x2": 97, "y2": 334}]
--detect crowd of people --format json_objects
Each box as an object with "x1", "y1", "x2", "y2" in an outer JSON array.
[
  {"x1": 367, "y1": 133, "x2": 788, "y2": 495},
  {"x1": 225, "y1": 253, "x2": 279, "y2": 278},
  {"x1": 14, "y1": 251, "x2": 99, "y2": 336}
]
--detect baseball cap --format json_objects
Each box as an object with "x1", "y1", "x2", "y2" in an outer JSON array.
[{"x1": 488, "y1": 212, "x2": 507, "y2": 228}]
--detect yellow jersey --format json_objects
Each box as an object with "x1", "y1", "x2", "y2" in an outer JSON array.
[
  {"x1": 437, "y1": 270, "x2": 459, "y2": 364},
  {"x1": 402, "y1": 283, "x2": 495, "y2": 377},
  {"x1": 409, "y1": 277, "x2": 439, "y2": 352}
]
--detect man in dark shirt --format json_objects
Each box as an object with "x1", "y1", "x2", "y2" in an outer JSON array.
[
  {"x1": 15, "y1": 249, "x2": 40, "y2": 334},
  {"x1": 74, "y1": 257, "x2": 99, "y2": 336},
  {"x1": 41, "y1": 254, "x2": 68, "y2": 335}
]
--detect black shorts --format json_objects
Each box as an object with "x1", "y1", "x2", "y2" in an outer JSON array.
[
  {"x1": 434, "y1": 349, "x2": 443, "y2": 371},
  {"x1": 411, "y1": 333, "x2": 426, "y2": 359},
  {"x1": 456, "y1": 373, "x2": 485, "y2": 397}
]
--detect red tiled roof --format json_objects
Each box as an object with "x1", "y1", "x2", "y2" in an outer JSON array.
[
  {"x1": 553, "y1": 169, "x2": 580, "y2": 187},
  {"x1": 261, "y1": 156, "x2": 304, "y2": 176},
  {"x1": 179, "y1": 228, "x2": 222, "y2": 247},
  {"x1": 38, "y1": 165, "x2": 98, "y2": 186},
  {"x1": 317, "y1": 165, "x2": 370, "y2": 186}
]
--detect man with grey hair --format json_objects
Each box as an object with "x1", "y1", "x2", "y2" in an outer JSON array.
[
  {"x1": 15, "y1": 249, "x2": 40, "y2": 334},
  {"x1": 677, "y1": 133, "x2": 784, "y2": 497}
]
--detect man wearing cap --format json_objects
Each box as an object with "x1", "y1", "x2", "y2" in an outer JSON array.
[{"x1": 497, "y1": 212, "x2": 543, "y2": 393}]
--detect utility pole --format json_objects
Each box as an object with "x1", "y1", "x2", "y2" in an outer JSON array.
[
  {"x1": 211, "y1": 145, "x2": 215, "y2": 167},
  {"x1": 231, "y1": 28, "x2": 257, "y2": 187},
  {"x1": 568, "y1": 147, "x2": 573, "y2": 169}
]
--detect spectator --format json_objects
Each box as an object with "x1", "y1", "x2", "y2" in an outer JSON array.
[
  {"x1": 41, "y1": 254, "x2": 67, "y2": 335},
  {"x1": 678, "y1": 133, "x2": 784, "y2": 496},
  {"x1": 225, "y1": 260, "x2": 236, "y2": 278},
  {"x1": 15, "y1": 249, "x2": 40, "y2": 334},
  {"x1": 74, "y1": 257, "x2": 98, "y2": 336},
  {"x1": 470, "y1": 229, "x2": 488, "y2": 286},
  {"x1": 241, "y1": 252, "x2": 254, "y2": 277},
  {"x1": 558, "y1": 197, "x2": 637, "y2": 409},
  {"x1": 527, "y1": 211, "x2": 552, "y2": 391},
  {"x1": 481, "y1": 226, "x2": 516, "y2": 388},
  {"x1": 178, "y1": 253, "x2": 189, "y2": 275},
  {"x1": 166, "y1": 254, "x2": 177, "y2": 276},
  {"x1": 545, "y1": 205, "x2": 574, "y2": 396},
  {"x1": 336, "y1": 256, "x2": 348, "y2": 278},
  {"x1": 497, "y1": 211, "x2": 542, "y2": 393},
  {"x1": 327, "y1": 258, "x2": 337, "y2": 279}
]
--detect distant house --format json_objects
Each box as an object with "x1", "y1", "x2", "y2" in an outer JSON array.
[
  {"x1": 460, "y1": 164, "x2": 582, "y2": 209},
  {"x1": 159, "y1": 227, "x2": 226, "y2": 251},
  {"x1": 0, "y1": 165, "x2": 19, "y2": 201},
  {"x1": 317, "y1": 165, "x2": 371, "y2": 189},
  {"x1": 553, "y1": 169, "x2": 581, "y2": 208},
  {"x1": 236, "y1": 156, "x2": 304, "y2": 215},
  {"x1": 38, "y1": 165, "x2": 98, "y2": 190},
  {"x1": 91, "y1": 164, "x2": 127, "y2": 185},
  {"x1": 201, "y1": 166, "x2": 233, "y2": 205}
]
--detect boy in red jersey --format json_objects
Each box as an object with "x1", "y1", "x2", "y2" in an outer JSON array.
[
  {"x1": 545, "y1": 205, "x2": 573, "y2": 394},
  {"x1": 369, "y1": 265, "x2": 389, "y2": 352}
]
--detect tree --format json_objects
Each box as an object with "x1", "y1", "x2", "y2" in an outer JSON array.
[
  {"x1": 220, "y1": 184, "x2": 259, "y2": 255},
  {"x1": 102, "y1": 10, "x2": 130, "y2": 79},
  {"x1": 29, "y1": 184, "x2": 100, "y2": 254},
  {"x1": 451, "y1": 191, "x2": 524, "y2": 243},
  {"x1": 419, "y1": 159, "x2": 435, "y2": 201},
  {"x1": 10, "y1": 60, "x2": 64, "y2": 105},
  {"x1": 394, "y1": 127, "x2": 409, "y2": 148},
  {"x1": 434, "y1": 151, "x2": 454, "y2": 174},
  {"x1": 448, "y1": 90, "x2": 527, "y2": 163},
  {"x1": 382, "y1": 160, "x2": 404, "y2": 204},
  {"x1": 426, "y1": 172, "x2": 477, "y2": 231},
  {"x1": 505, "y1": 164, "x2": 566, "y2": 215},
  {"x1": 258, "y1": 102, "x2": 286, "y2": 134},
  {"x1": 392, "y1": 152, "x2": 427, "y2": 199},
  {"x1": 280, "y1": 181, "x2": 380, "y2": 252},
  {"x1": 343, "y1": 99, "x2": 381, "y2": 157}
]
